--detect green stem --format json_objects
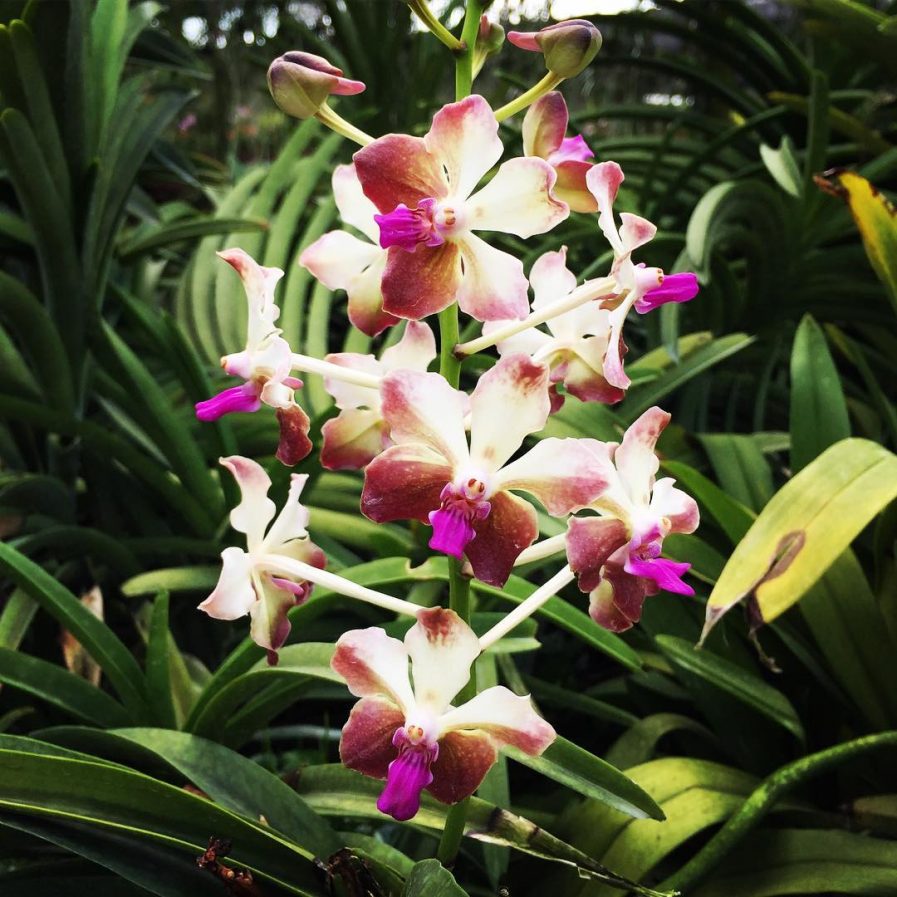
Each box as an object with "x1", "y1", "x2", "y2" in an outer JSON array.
[
  {"x1": 315, "y1": 102, "x2": 373, "y2": 147},
  {"x1": 658, "y1": 731, "x2": 897, "y2": 893},
  {"x1": 435, "y1": 3, "x2": 483, "y2": 868},
  {"x1": 408, "y1": 0, "x2": 465, "y2": 52},
  {"x1": 494, "y1": 71, "x2": 564, "y2": 122}
]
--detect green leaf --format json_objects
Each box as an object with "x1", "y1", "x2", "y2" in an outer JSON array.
[
  {"x1": 0, "y1": 542, "x2": 150, "y2": 720},
  {"x1": 815, "y1": 169, "x2": 897, "y2": 317},
  {"x1": 790, "y1": 314, "x2": 851, "y2": 472},
  {"x1": 294, "y1": 764, "x2": 674, "y2": 896},
  {"x1": 144, "y1": 592, "x2": 176, "y2": 729},
  {"x1": 0, "y1": 648, "x2": 130, "y2": 728},
  {"x1": 759, "y1": 136, "x2": 802, "y2": 198},
  {"x1": 117, "y1": 216, "x2": 268, "y2": 261},
  {"x1": 606, "y1": 713, "x2": 717, "y2": 770},
  {"x1": 698, "y1": 434, "x2": 773, "y2": 512},
  {"x1": 403, "y1": 859, "x2": 468, "y2": 896},
  {"x1": 507, "y1": 736, "x2": 665, "y2": 820},
  {"x1": 0, "y1": 748, "x2": 324, "y2": 894},
  {"x1": 702, "y1": 439, "x2": 897, "y2": 637},
  {"x1": 655, "y1": 636, "x2": 804, "y2": 742}
]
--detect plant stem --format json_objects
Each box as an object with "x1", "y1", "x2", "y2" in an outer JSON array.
[
  {"x1": 408, "y1": 0, "x2": 466, "y2": 52},
  {"x1": 290, "y1": 353, "x2": 381, "y2": 390},
  {"x1": 494, "y1": 71, "x2": 564, "y2": 122},
  {"x1": 435, "y1": 2, "x2": 484, "y2": 869},
  {"x1": 478, "y1": 565, "x2": 575, "y2": 651},
  {"x1": 454, "y1": 275, "x2": 617, "y2": 357},
  {"x1": 315, "y1": 102, "x2": 374, "y2": 146}
]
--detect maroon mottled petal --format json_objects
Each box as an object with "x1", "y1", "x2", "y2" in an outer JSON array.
[
  {"x1": 380, "y1": 242, "x2": 463, "y2": 321},
  {"x1": 566, "y1": 516, "x2": 629, "y2": 593},
  {"x1": 464, "y1": 491, "x2": 538, "y2": 587},
  {"x1": 427, "y1": 730, "x2": 497, "y2": 805},
  {"x1": 275, "y1": 404, "x2": 312, "y2": 466},
  {"x1": 354, "y1": 134, "x2": 447, "y2": 213},
  {"x1": 361, "y1": 444, "x2": 453, "y2": 524},
  {"x1": 320, "y1": 410, "x2": 389, "y2": 471},
  {"x1": 339, "y1": 697, "x2": 405, "y2": 779},
  {"x1": 553, "y1": 160, "x2": 599, "y2": 214}
]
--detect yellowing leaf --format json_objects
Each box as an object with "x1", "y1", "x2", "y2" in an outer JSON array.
[
  {"x1": 701, "y1": 439, "x2": 897, "y2": 641},
  {"x1": 815, "y1": 169, "x2": 897, "y2": 316},
  {"x1": 60, "y1": 585, "x2": 104, "y2": 687}
]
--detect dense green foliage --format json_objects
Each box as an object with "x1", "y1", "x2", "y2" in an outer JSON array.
[{"x1": 1, "y1": 1, "x2": 897, "y2": 895}]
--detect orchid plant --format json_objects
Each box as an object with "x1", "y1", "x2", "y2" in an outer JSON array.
[{"x1": 192, "y1": 2, "x2": 701, "y2": 876}]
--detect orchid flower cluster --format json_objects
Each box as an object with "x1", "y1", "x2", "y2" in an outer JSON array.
[{"x1": 194, "y1": 12, "x2": 700, "y2": 829}]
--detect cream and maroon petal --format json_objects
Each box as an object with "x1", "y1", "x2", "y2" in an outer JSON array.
[
  {"x1": 427, "y1": 730, "x2": 497, "y2": 804},
  {"x1": 469, "y1": 355, "x2": 550, "y2": 473},
  {"x1": 353, "y1": 134, "x2": 447, "y2": 213},
  {"x1": 466, "y1": 157, "x2": 569, "y2": 238},
  {"x1": 379, "y1": 369, "x2": 468, "y2": 464},
  {"x1": 454, "y1": 234, "x2": 529, "y2": 322},
  {"x1": 331, "y1": 625, "x2": 415, "y2": 711},
  {"x1": 561, "y1": 346, "x2": 627, "y2": 405},
  {"x1": 380, "y1": 321, "x2": 437, "y2": 373},
  {"x1": 299, "y1": 230, "x2": 382, "y2": 291},
  {"x1": 405, "y1": 607, "x2": 481, "y2": 713},
  {"x1": 380, "y1": 241, "x2": 462, "y2": 321},
  {"x1": 322, "y1": 353, "x2": 381, "y2": 410},
  {"x1": 217, "y1": 248, "x2": 284, "y2": 329},
  {"x1": 522, "y1": 91, "x2": 567, "y2": 159},
  {"x1": 614, "y1": 406, "x2": 670, "y2": 505},
  {"x1": 275, "y1": 404, "x2": 313, "y2": 466},
  {"x1": 492, "y1": 437, "x2": 611, "y2": 516},
  {"x1": 250, "y1": 575, "x2": 303, "y2": 661},
  {"x1": 651, "y1": 477, "x2": 699, "y2": 534},
  {"x1": 361, "y1": 444, "x2": 455, "y2": 524},
  {"x1": 321, "y1": 409, "x2": 389, "y2": 471},
  {"x1": 586, "y1": 161, "x2": 625, "y2": 253},
  {"x1": 198, "y1": 546, "x2": 256, "y2": 620},
  {"x1": 263, "y1": 473, "x2": 311, "y2": 550},
  {"x1": 438, "y1": 686, "x2": 556, "y2": 755},
  {"x1": 603, "y1": 316, "x2": 630, "y2": 391},
  {"x1": 566, "y1": 515, "x2": 630, "y2": 593},
  {"x1": 553, "y1": 160, "x2": 599, "y2": 214},
  {"x1": 424, "y1": 95, "x2": 503, "y2": 200},
  {"x1": 589, "y1": 568, "x2": 651, "y2": 632},
  {"x1": 619, "y1": 213, "x2": 657, "y2": 254},
  {"x1": 332, "y1": 163, "x2": 380, "y2": 243},
  {"x1": 340, "y1": 696, "x2": 405, "y2": 779},
  {"x1": 220, "y1": 456, "x2": 276, "y2": 543},
  {"x1": 465, "y1": 490, "x2": 538, "y2": 587},
  {"x1": 530, "y1": 248, "x2": 577, "y2": 326},
  {"x1": 346, "y1": 252, "x2": 397, "y2": 338}
]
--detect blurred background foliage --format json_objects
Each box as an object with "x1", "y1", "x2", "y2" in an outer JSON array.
[{"x1": 1, "y1": 1, "x2": 897, "y2": 895}]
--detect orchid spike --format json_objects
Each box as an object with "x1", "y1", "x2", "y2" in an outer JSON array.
[
  {"x1": 194, "y1": 249, "x2": 312, "y2": 466},
  {"x1": 564, "y1": 407, "x2": 699, "y2": 632},
  {"x1": 361, "y1": 354, "x2": 611, "y2": 586},
  {"x1": 332, "y1": 608, "x2": 555, "y2": 821},
  {"x1": 483, "y1": 248, "x2": 624, "y2": 409},
  {"x1": 523, "y1": 92, "x2": 597, "y2": 213},
  {"x1": 353, "y1": 95, "x2": 568, "y2": 323},
  {"x1": 321, "y1": 321, "x2": 438, "y2": 470},
  {"x1": 300, "y1": 164, "x2": 398, "y2": 337},
  {"x1": 199, "y1": 456, "x2": 325, "y2": 664},
  {"x1": 586, "y1": 164, "x2": 699, "y2": 390}
]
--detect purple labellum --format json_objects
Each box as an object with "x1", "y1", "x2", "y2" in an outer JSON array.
[
  {"x1": 428, "y1": 506, "x2": 478, "y2": 558},
  {"x1": 195, "y1": 383, "x2": 261, "y2": 421},
  {"x1": 635, "y1": 272, "x2": 699, "y2": 314},
  {"x1": 625, "y1": 555, "x2": 694, "y2": 595},
  {"x1": 377, "y1": 731, "x2": 439, "y2": 822},
  {"x1": 270, "y1": 577, "x2": 313, "y2": 604},
  {"x1": 374, "y1": 199, "x2": 444, "y2": 252},
  {"x1": 549, "y1": 134, "x2": 594, "y2": 164}
]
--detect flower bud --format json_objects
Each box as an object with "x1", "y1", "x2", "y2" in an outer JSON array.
[
  {"x1": 267, "y1": 51, "x2": 365, "y2": 120},
  {"x1": 473, "y1": 14, "x2": 505, "y2": 77},
  {"x1": 508, "y1": 19, "x2": 602, "y2": 79}
]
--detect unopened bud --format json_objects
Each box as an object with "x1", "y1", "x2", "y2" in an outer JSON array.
[
  {"x1": 508, "y1": 19, "x2": 602, "y2": 79},
  {"x1": 473, "y1": 15, "x2": 505, "y2": 76},
  {"x1": 267, "y1": 51, "x2": 365, "y2": 120}
]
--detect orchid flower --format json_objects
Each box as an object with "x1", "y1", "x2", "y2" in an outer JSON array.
[
  {"x1": 483, "y1": 248, "x2": 623, "y2": 410},
  {"x1": 199, "y1": 456, "x2": 325, "y2": 663},
  {"x1": 353, "y1": 94, "x2": 568, "y2": 323},
  {"x1": 194, "y1": 249, "x2": 312, "y2": 466},
  {"x1": 564, "y1": 407, "x2": 699, "y2": 632},
  {"x1": 299, "y1": 164, "x2": 398, "y2": 337},
  {"x1": 361, "y1": 354, "x2": 609, "y2": 586},
  {"x1": 587, "y1": 163, "x2": 699, "y2": 391},
  {"x1": 523, "y1": 92, "x2": 597, "y2": 213},
  {"x1": 321, "y1": 321, "x2": 437, "y2": 470},
  {"x1": 332, "y1": 607, "x2": 555, "y2": 821}
]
